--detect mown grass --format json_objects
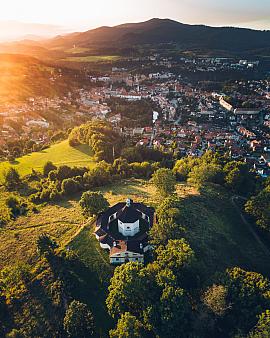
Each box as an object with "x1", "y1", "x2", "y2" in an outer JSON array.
[
  {"x1": 0, "y1": 140, "x2": 96, "y2": 182},
  {"x1": 61, "y1": 55, "x2": 121, "y2": 63}
]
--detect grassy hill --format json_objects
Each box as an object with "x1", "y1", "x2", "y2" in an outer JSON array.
[
  {"x1": 1, "y1": 179, "x2": 270, "y2": 336},
  {"x1": 0, "y1": 140, "x2": 96, "y2": 182}
]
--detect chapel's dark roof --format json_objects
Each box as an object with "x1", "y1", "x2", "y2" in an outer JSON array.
[
  {"x1": 97, "y1": 200, "x2": 155, "y2": 230},
  {"x1": 127, "y1": 241, "x2": 144, "y2": 254},
  {"x1": 95, "y1": 199, "x2": 155, "y2": 254},
  {"x1": 100, "y1": 234, "x2": 114, "y2": 247},
  {"x1": 117, "y1": 205, "x2": 142, "y2": 223},
  {"x1": 95, "y1": 227, "x2": 107, "y2": 237}
]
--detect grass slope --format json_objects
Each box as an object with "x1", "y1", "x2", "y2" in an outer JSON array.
[
  {"x1": 1, "y1": 179, "x2": 270, "y2": 336},
  {"x1": 0, "y1": 198, "x2": 85, "y2": 269},
  {"x1": 0, "y1": 140, "x2": 96, "y2": 181},
  {"x1": 180, "y1": 185, "x2": 270, "y2": 281}
]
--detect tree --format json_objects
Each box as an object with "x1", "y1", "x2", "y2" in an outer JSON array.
[
  {"x1": 224, "y1": 161, "x2": 256, "y2": 196},
  {"x1": 150, "y1": 195, "x2": 186, "y2": 246},
  {"x1": 150, "y1": 220, "x2": 185, "y2": 246},
  {"x1": 202, "y1": 284, "x2": 230, "y2": 317},
  {"x1": 0, "y1": 263, "x2": 31, "y2": 304},
  {"x1": 110, "y1": 312, "x2": 144, "y2": 338},
  {"x1": 224, "y1": 267, "x2": 270, "y2": 334},
  {"x1": 43, "y1": 161, "x2": 57, "y2": 177},
  {"x1": 173, "y1": 157, "x2": 199, "y2": 181},
  {"x1": 36, "y1": 234, "x2": 58, "y2": 257},
  {"x1": 3, "y1": 168, "x2": 21, "y2": 191},
  {"x1": 151, "y1": 168, "x2": 176, "y2": 197},
  {"x1": 248, "y1": 310, "x2": 270, "y2": 338},
  {"x1": 106, "y1": 262, "x2": 145, "y2": 319},
  {"x1": 156, "y1": 195, "x2": 183, "y2": 224},
  {"x1": 157, "y1": 285, "x2": 192, "y2": 337},
  {"x1": 6, "y1": 329, "x2": 24, "y2": 338},
  {"x1": 155, "y1": 239, "x2": 194, "y2": 274},
  {"x1": 61, "y1": 178, "x2": 81, "y2": 195},
  {"x1": 188, "y1": 163, "x2": 224, "y2": 187},
  {"x1": 79, "y1": 191, "x2": 109, "y2": 217},
  {"x1": 63, "y1": 300, "x2": 94, "y2": 338},
  {"x1": 245, "y1": 187, "x2": 270, "y2": 232}
]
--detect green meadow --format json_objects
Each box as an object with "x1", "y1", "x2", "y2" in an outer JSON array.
[{"x1": 0, "y1": 140, "x2": 96, "y2": 181}]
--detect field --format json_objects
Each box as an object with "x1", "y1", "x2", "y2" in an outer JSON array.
[
  {"x1": 0, "y1": 140, "x2": 96, "y2": 181},
  {"x1": 1, "y1": 179, "x2": 270, "y2": 335},
  {"x1": 61, "y1": 55, "x2": 121, "y2": 63},
  {"x1": 65, "y1": 47, "x2": 91, "y2": 54}
]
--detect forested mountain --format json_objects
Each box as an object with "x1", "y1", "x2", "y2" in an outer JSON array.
[{"x1": 44, "y1": 18, "x2": 270, "y2": 53}]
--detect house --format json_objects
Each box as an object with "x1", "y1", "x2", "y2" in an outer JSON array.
[
  {"x1": 94, "y1": 199, "x2": 155, "y2": 264},
  {"x1": 260, "y1": 154, "x2": 270, "y2": 168},
  {"x1": 219, "y1": 98, "x2": 233, "y2": 112}
]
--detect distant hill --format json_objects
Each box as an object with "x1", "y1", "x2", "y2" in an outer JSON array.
[
  {"x1": 44, "y1": 18, "x2": 270, "y2": 55},
  {"x1": 0, "y1": 21, "x2": 66, "y2": 42},
  {"x1": 0, "y1": 54, "x2": 77, "y2": 104}
]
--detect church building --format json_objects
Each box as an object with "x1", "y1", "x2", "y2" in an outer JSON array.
[{"x1": 94, "y1": 198, "x2": 155, "y2": 264}]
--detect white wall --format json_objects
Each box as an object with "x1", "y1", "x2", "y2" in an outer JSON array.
[{"x1": 118, "y1": 219, "x2": 140, "y2": 237}]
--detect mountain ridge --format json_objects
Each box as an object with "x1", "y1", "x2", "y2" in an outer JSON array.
[
  {"x1": 1, "y1": 18, "x2": 270, "y2": 57},
  {"x1": 41, "y1": 18, "x2": 270, "y2": 54}
]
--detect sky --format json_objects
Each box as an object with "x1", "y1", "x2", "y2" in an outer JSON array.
[{"x1": 0, "y1": 0, "x2": 269, "y2": 41}]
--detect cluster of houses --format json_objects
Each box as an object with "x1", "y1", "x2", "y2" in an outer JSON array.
[{"x1": 0, "y1": 52, "x2": 269, "y2": 174}]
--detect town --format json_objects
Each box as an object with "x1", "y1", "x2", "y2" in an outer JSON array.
[{"x1": 0, "y1": 54, "x2": 269, "y2": 176}]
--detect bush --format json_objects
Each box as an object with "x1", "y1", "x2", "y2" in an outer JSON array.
[
  {"x1": 64, "y1": 300, "x2": 95, "y2": 338},
  {"x1": 79, "y1": 191, "x2": 109, "y2": 217},
  {"x1": 43, "y1": 161, "x2": 57, "y2": 177},
  {"x1": 0, "y1": 263, "x2": 32, "y2": 304},
  {"x1": 3, "y1": 168, "x2": 21, "y2": 191},
  {"x1": 61, "y1": 178, "x2": 81, "y2": 195},
  {"x1": 6, "y1": 195, "x2": 28, "y2": 218},
  {"x1": 151, "y1": 168, "x2": 176, "y2": 197}
]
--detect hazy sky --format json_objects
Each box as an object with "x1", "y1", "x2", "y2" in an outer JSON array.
[{"x1": 0, "y1": 0, "x2": 269, "y2": 38}]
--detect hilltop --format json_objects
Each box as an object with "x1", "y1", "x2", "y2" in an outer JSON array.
[{"x1": 0, "y1": 179, "x2": 269, "y2": 336}]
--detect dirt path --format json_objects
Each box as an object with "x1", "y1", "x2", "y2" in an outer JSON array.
[
  {"x1": 231, "y1": 196, "x2": 270, "y2": 256},
  {"x1": 62, "y1": 217, "x2": 96, "y2": 248}
]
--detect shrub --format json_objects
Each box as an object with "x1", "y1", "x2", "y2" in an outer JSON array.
[
  {"x1": 151, "y1": 168, "x2": 176, "y2": 197},
  {"x1": 43, "y1": 161, "x2": 57, "y2": 177},
  {"x1": 61, "y1": 178, "x2": 81, "y2": 195},
  {"x1": 3, "y1": 168, "x2": 21, "y2": 191},
  {"x1": 64, "y1": 300, "x2": 95, "y2": 338},
  {"x1": 79, "y1": 191, "x2": 109, "y2": 217}
]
